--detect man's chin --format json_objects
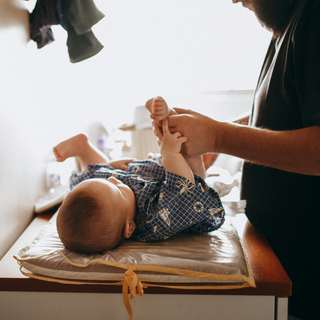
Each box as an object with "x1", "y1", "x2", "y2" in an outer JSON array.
[{"x1": 252, "y1": 0, "x2": 294, "y2": 36}]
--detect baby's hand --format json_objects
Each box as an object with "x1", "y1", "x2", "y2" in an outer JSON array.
[
  {"x1": 160, "y1": 119, "x2": 187, "y2": 155},
  {"x1": 109, "y1": 158, "x2": 135, "y2": 170}
]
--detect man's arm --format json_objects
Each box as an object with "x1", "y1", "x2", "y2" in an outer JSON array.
[
  {"x1": 216, "y1": 122, "x2": 320, "y2": 176},
  {"x1": 199, "y1": 112, "x2": 250, "y2": 170},
  {"x1": 167, "y1": 108, "x2": 320, "y2": 176}
]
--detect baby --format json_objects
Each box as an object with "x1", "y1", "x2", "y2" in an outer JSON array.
[{"x1": 55, "y1": 97, "x2": 225, "y2": 254}]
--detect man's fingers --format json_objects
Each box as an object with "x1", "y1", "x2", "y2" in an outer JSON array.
[
  {"x1": 171, "y1": 107, "x2": 192, "y2": 115},
  {"x1": 167, "y1": 112, "x2": 191, "y2": 131}
]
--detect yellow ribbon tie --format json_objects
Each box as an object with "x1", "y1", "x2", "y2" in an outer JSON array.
[{"x1": 122, "y1": 269, "x2": 145, "y2": 320}]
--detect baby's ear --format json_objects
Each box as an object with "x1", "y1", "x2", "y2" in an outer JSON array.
[{"x1": 123, "y1": 220, "x2": 136, "y2": 238}]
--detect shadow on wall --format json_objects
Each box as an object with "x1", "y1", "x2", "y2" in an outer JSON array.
[
  {"x1": 0, "y1": 0, "x2": 29, "y2": 34},
  {"x1": 0, "y1": 0, "x2": 48, "y2": 260}
]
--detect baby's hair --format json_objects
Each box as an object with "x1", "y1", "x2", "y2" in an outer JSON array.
[{"x1": 57, "y1": 190, "x2": 126, "y2": 254}]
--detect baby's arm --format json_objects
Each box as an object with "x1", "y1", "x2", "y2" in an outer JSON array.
[
  {"x1": 145, "y1": 96, "x2": 177, "y2": 124},
  {"x1": 158, "y1": 119, "x2": 195, "y2": 184},
  {"x1": 185, "y1": 156, "x2": 206, "y2": 180},
  {"x1": 109, "y1": 158, "x2": 134, "y2": 170}
]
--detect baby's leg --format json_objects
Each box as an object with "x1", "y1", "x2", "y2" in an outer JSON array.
[
  {"x1": 145, "y1": 96, "x2": 176, "y2": 123},
  {"x1": 53, "y1": 134, "x2": 108, "y2": 171}
]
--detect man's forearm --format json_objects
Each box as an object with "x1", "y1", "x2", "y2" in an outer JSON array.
[
  {"x1": 215, "y1": 122, "x2": 320, "y2": 176},
  {"x1": 167, "y1": 108, "x2": 320, "y2": 175}
]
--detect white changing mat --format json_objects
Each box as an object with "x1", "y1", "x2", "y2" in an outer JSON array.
[
  {"x1": 15, "y1": 211, "x2": 254, "y2": 288},
  {"x1": 14, "y1": 211, "x2": 255, "y2": 320}
]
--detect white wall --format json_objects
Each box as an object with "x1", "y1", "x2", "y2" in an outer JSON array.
[
  {"x1": 0, "y1": 0, "x2": 41, "y2": 258},
  {"x1": 20, "y1": 0, "x2": 271, "y2": 131},
  {"x1": 0, "y1": 0, "x2": 271, "y2": 259},
  {"x1": 0, "y1": 0, "x2": 66, "y2": 259},
  {"x1": 0, "y1": 0, "x2": 76, "y2": 259}
]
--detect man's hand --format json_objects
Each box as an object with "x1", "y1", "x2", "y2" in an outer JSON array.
[{"x1": 163, "y1": 108, "x2": 217, "y2": 157}]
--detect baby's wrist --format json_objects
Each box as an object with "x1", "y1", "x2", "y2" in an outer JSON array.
[{"x1": 160, "y1": 148, "x2": 179, "y2": 159}]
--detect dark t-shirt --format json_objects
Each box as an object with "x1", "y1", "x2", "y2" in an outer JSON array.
[{"x1": 240, "y1": 0, "x2": 320, "y2": 317}]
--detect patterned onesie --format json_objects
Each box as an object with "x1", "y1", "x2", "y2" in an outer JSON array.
[{"x1": 69, "y1": 156, "x2": 225, "y2": 242}]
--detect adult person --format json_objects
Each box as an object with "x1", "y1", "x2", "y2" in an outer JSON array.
[{"x1": 156, "y1": 0, "x2": 320, "y2": 319}]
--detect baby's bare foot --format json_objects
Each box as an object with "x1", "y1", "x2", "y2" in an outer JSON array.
[
  {"x1": 153, "y1": 97, "x2": 170, "y2": 121},
  {"x1": 145, "y1": 96, "x2": 170, "y2": 123},
  {"x1": 53, "y1": 133, "x2": 89, "y2": 162}
]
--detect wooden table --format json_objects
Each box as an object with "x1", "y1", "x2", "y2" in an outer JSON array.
[{"x1": 0, "y1": 213, "x2": 291, "y2": 320}]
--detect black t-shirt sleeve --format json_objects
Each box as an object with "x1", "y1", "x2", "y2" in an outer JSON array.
[{"x1": 294, "y1": 0, "x2": 320, "y2": 126}]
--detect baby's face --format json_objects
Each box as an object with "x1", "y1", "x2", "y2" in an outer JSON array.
[{"x1": 74, "y1": 177, "x2": 136, "y2": 221}]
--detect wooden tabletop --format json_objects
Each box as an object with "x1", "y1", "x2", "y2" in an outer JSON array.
[{"x1": 0, "y1": 212, "x2": 291, "y2": 297}]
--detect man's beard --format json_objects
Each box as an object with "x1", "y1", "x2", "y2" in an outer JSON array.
[{"x1": 253, "y1": 0, "x2": 294, "y2": 35}]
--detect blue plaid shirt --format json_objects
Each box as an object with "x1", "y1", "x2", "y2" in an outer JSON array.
[{"x1": 69, "y1": 157, "x2": 225, "y2": 242}]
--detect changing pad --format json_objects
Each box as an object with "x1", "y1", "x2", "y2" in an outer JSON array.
[
  {"x1": 15, "y1": 211, "x2": 254, "y2": 286},
  {"x1": 14, "y1": 211, "x2": 255, "y2": 319}
]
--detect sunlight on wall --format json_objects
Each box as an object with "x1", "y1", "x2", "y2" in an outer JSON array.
[{"x1": 23, "y1": 0, "x2": 271, "y2": 133}]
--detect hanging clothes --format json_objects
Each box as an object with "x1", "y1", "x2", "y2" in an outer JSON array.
[
  {"x1": 29, "y1": 0, "x2": 105, "y2": 63},
  {"x1": 29, "y1": 0, "x2": 60, "y2": 49}
]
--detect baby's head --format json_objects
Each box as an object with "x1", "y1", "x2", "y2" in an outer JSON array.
[{"x1": 57, "y1": 177, "x2": 136, "y2": 254}]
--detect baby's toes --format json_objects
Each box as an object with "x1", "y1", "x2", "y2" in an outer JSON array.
[{"x1": 53, "y1": 147, "x2": 64, "y2": 162}]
